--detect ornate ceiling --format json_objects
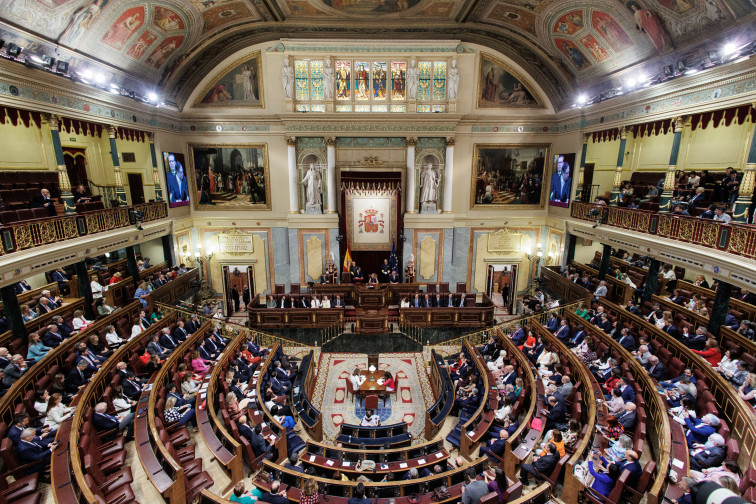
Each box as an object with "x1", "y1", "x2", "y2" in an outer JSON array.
[{"x1": 0, "y1": 0, "x2": 753, "y2": 108}]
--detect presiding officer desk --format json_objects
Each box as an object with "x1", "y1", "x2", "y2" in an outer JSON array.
[{"x1": 248, "y1": 283, "x2": 494, "y2": 329}]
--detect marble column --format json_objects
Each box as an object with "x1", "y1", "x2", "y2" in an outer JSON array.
[
  {"x1": 287, "y1": 137, "x2": 299, "y2": 213},
  {"x1": 75, "y1": 261, "x2": 96, "y2": 320},
  {"x1": 148, "y1": 132, "x2": 163, "y2": 201},
  {"x1": 708, "y1": 279, "x2": 732, "y2": 336},
  {"x1": 643, "y1": 259, "x2": 660, "y2": 302},
  {"x1": 659, "y1": 117, "x2": 685, "y2": 212},
  {"x1": 326, "y1": 137, "x2": 337, "y2": 213},
  {"x1": 575, "y1": 133, "x2": 589, "y2": 202},
  {"x1": 733, "y1": 120, "x2": 756, "y2": 223},
  {"x1": 609, "y1": 126, "x2": 627, "y2": 206},
  {"x1": 107, "y1": 125, "x2": 127, "y2": 206},
  {"x1": 46, "y1": 115, "x2": 75, "y2": 214},
  {"x1": 0, "y1": 285, "x2": 25, "y2": 342},
  {"x1": 597, "y1": 243, "x2": 612, "y2": 280},
  {"x1": 442, "y1": 138, "x2": 454, "y2": 213},
  {"x1": 406, "y1": 138, "x2": 416, "y2": 213}
]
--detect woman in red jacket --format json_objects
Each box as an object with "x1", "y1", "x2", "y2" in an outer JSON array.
[{"x1": 692, "y1": 338, "x2": 722, "y2": 367}]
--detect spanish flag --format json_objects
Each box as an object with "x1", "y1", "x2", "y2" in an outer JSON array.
[{"x1": 343, "y1": 246, "x2": 352, "y2": 272}]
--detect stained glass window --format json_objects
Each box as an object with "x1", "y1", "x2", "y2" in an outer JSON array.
[
  {"x1": 336, "y1": 61, "x2": 351, "y2": 100},
  {"x1": 373, "y1": 62, "x2": 387, "y2": 100},
  {"x1": 372, "y1": 104, "x2": 388, "y2": 112},
  {"x1": 390, "y1": 104, "x2": 406, "y2": 113},
  {"x1": 416, "y1": 104, "x2": 431, "y2": 113},
  {"x1": 432, "y1": 105, "x2": 446, "y2": 112},
  {"x1": 355, "y1": 104, "x2": 371, "y2": 112},
  {"x1": 433, "y1": 61, "x2": 446, "y2": 101},
  {"x1": 391, "y1": 62, "x2": 406, "y2": 100},
  {"x1": 295, "y1": 61, "x2": 309, "y2": 101},
  {"x1": 311, "y1": 60, "x2": 324, "y2": 101},
  {"x1": 355, "y1": 62, "x2": 369, "y2": 100},
  {"x1": 417, "y1": 61, "x2": 432, "y2": 101},
  {"x1": 336, "y1": 104, "x2": 352, "y2": 112},
  {"x1": 295, "y1": 104, "x2": 310, "y2": 112},
  {"x1": 310, "y1": 104, "x2": 326, "y2": 112}
]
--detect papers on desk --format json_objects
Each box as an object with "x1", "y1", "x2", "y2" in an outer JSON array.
[
  {"x1": 435, "y1": 452, "x2": 443, "y2": 459},
  {"x1": 144, "y1": 384, "x2": 153, "y2": 391},
  {"x1": 672, "y1": 459, "x2": 686, "y2": 469},
  {"x1": 399, "y1": 463, "x2": 408, "y2": 469},
  {"x1": 468, "y1": 430, "x2": 476, "y2": 437},
  {"x1": 381, "y1": 464, "x2": 389, "y2": 470},
  {"x1": 418, "y1": 459, "x2": 426, "y2": 465},
  {"x1": 342, "y1": 462, "x2": 350, "y2": 467},
  {"x1": 309, "y1": 455, "x2": 316, "y2": 462},
  {"x1": 325, "y1": 460, "x2": 334, "y2": 466}
]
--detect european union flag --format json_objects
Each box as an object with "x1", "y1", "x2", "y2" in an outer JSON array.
[{"x1": 389, "y1": 239, "x2": 398, "y2": 274}]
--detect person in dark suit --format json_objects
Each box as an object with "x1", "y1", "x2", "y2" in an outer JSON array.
[
  {"x1": 2, "y1": 355, "x2": 27, "y2": 388},
  {"x1": 555, "y1": 320, "x2": 571, "y2": 343},
  {"x1": 519, "y1": 443, "x2": 559, "y2": 486},
  {"x1": 500, "y1": 366, "x2": 517, "y2": 386},
  {"x1": 617, "y1": 377, "x2": 636, "y2": 403},
  {"x1": 172, "y1": 321, "x2": 189, "y2": 342},
  {"x1": 723, "y1": 313, "x2": 740, "y2": 330},
  {"x1": 689, "y1": 434, "x2": 726, "y2": 471},
  {"x1": 230, "y1": 286, "x2": 240, "y2": 312},
  {"x1": 542, "y1": 396, "x2": 566, "y2": 432},
  {"x1": 624, "y1": 299, "x2": 641, "y2": 316},
  {"x1": 159, "y1": 328, "x2": 178, "y2": 350},
  {"x1": 645, "y1": 356, "x2": 668, "y2": 381},
  {"x1": 412, "y1": 293, "x2": 422, "y2": 308},
  {"x1": 609, "y1": 450, "x2": 641, "y2": 489},
  {"x1": 249, "y1": 422, "x2": 272, "y2": 458},
  {"x1": 687, "y1": 187, "x2": 707, "y2": 208},
  {"x1": 347, "y1": 483, "x2": 370, "y2": 504},
  {"x1": 185, "y1": 316, "x2": 201, "y2": 334},
  {"x1": 663, "y1": 321, "x2": 681, "y2": 340},
  {"x1": 615, "y1": 403, "x2": 637, "y2": 430},
  {"x1": 279, "y1": 295, "x2": 290, "y2": 308},
  {"x1": 66, "y1": 360, "x2": 92, "y2": 393},
  {"x1": 122, "y1": 371, "x2": 143, "y2": 400},
  {"x1": 9, "y1": 414, "x2": 55, "y2": 447},
  {"x1": 93, "y1": 402, "x2": 133, "y2": 441},
  {"x1": 13, "y1": 280, "x2": 32, "y2": 294},
  {"x1": 333, "y1": 295, "x2": 344, "y2": 308},
  {"x1": 50, "y1": 268, "x2": 69, "y2": 294},
  {"x1": 458, "y1": 293, "x2": 467, "y2": 307},
  {"x1": 433, "y1": 294, "x2": 442, "y2": 307},
  {"x1": 261, "y1": 481, "x2": 289, "y2": 504},
  {"x1": 30, "y1": 188, "x2": 56, "y2": 216},
  {"x1": 146, "y1": 334, "x2": 171, "y2": 359},
  {"x1": 510, "y1": 324, "x2": 526, "y2": 345},
  {"x1": 51, "y1": 316, "x2": 74, "y2": 339},
  {"x1": 545, "y1": 313, "x2": 559, "y2": 332},
  {"x1": 423, "y1": 294, "x2": 432, "y2": 307},
  {"x1": 616, "y1": 329, "x2": 636, "y2": 351},
  {"x1": 737, "y1": 289, "x2": 756, "y2": 305},
  {"x1": 284, "y1": 453, "x2": 304, "y2": 473},
  {"x1": 568, "y1": 325, "x2": 586, "y2": 347},
  {"x1": 297, "y1": 296, "x2": 309, "y2": 308},
  {"x1": 16, "y1": 428, "x2": 59, "y2": 474},
  {"x1": 479, "y1": 429, "x2": 509, "y2": 459}
]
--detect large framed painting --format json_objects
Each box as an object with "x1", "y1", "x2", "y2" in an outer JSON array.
[
  {"x1": 471, "y1": 144, "x2": 550, "y2": 209},
  {"x1": 189, "y1": 144, "x2": 271, "y2": 210},
  {"x1": 194, "y1": 52, "x2": 263, "y2": 107},
  {"x1": 477, "y1": 53, "x2": 542, "y2": 109},
  {"x1": 344, "y1": 186, "x2": 398, "y2": 251}
]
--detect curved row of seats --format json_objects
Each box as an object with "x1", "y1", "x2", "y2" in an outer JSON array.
[
  {"x1": 291, "y1": 350, "x2": 321, "y2": 441},
  {"x1": 425, "y1": 349, "x2": 453, "y2": 438}
]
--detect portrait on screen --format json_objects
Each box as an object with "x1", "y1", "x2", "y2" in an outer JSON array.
[
  {"x1": 163, "y1": 152, "x2": 189, "y2": 208},
  {"x1": 549, "y1": 153, "x2": 576, "y2": 208},
  {"x1": 471, "y1": 144, "x2": 549, "y2": 209}
]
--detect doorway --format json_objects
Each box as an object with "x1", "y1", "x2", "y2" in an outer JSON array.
[
  {"x1": 63, "y1": 148, "x2": 89, "y2": 188},
  {"x1": 485, "y1": 264, "x2": 517, "y2": 314},
  {"x1": 581, "y1": 163, "x2": 595, "y2": 202},
  {"x1": 223, "y1": 265, "x2": 254, "y2": 316},
  {"x1": 127, "y1": 173, "x2": 145, "y2": 204}
]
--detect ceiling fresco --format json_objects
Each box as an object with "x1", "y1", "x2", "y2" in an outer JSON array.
[{"x1": 0, "y1": 0, "x2": 753, "y2": 108}]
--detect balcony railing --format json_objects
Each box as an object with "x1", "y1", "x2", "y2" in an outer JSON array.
[
  {"x1": 570, "y1": 201, "x2": 756, "y2": 261},
  {"x1": 0, "y1": 201, "x2": 168, "y2": 255}
]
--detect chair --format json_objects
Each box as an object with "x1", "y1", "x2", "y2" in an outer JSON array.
[
  {"x1": 364, "y1": 394, "x2": 379, "y2": 411},
  {"x1": 344, "y1": 377, "x2": 356, "y2": 403}
]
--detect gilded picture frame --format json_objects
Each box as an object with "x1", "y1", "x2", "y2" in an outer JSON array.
[
  {"x1": 193, "y1": 51, "x2": 264, "y2": 108},
  {"x1": 188, "y1": 143, "x2": 271, "y2": 211},
  {"x1": 470, "y1": 143, "x2": 550, "y2": 209},
  {"x1": 477, "y1": 52, "x2": 543, "y2": 109}
]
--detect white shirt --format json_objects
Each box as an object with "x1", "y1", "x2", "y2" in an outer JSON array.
[
  {"x1": 361, "y1": 414, "x2": 380, "y2": 426},
  {"x1": 663, "y1": 270, "x2": 676, "y2": 281},
  {"x1": 321, "y1": 299, "x2": 331, "y2": 308},
  {"x1": 45, "y1": 403, "x2": 74, "y2": 429},
  {"x1": 106, "y1": 331, "x2": 123, "y2": 346},
  {"x1": 72, "y1": 317, "x2": 91, "y2": 330},
  {"x1": 714, "y1": 212, "x2": 732, "y2": 224},
  {"x1": 349, "y1": 374, "x2": 366, "y2": 389},
  {"x1": 91, "y1": 281, "x2": 104, "y2": 299},
  {"x1": 400, "y1": 299, "x2": 410, "y2": 308},
  {"x1": 131, "y1": 324, "x2": 143, "y2": 339},
  {"x1": 113, "y1": 396, "x2": 132, "y2": 412},
  {"x1": 495, "y1": 404, "x2": 512, "y2": 421},
  {"x1": 311, "y1": 298, "x2": 321, "y2": 308}
]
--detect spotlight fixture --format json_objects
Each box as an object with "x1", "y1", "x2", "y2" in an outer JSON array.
[
  {"x1": 577, "y1": 93, "x2": 587, "y2": 105},
  {"x1": 723, "y1": 42, "x2": 738, "y2": 56},
  {"x1": 626, "y1": 77, "x2": 636, "y2": 88},
  {"x1": 55, "y1": 60, "x2": 68, "y2": 74},
  {"x1": 676, "y1": 60, "x2": 686, "y2": 73},
  {"x1": 41, "y1": 55, "x2": 54, "y2": 69},
  {"x1": 94, "y1": 73, "x2": 106, "y2": 84},
  {"x1": 29, "y1": 55, "x2": 44, "y2": 64},
  {"x1": 147, "y1": 92, "x2": 158, "y2": 102},
  {"x1": 6, "y1": 43, "x2": 21, "y2": 57},
  {"x1": 663, "y1": 65, "x2": 674, "y2": 77}
]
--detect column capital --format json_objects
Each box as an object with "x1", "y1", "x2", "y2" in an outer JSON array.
[
  {"x1": 107, "y1": 125, "x2": 118, "y2": 138},
  {"x1": 673, "y1": 116, "x2": 685, "y2": 132},
  {"x1": 406, "y1": 137, "x2": 416, "y2": 147},
  {"x1": 445, "y1": 137, "x2": 455, "y2": 146},
  {"x1": 45, "y1": 114, "x2": 60, "y2": 129},
  {"x1": 619, "y1": 126, "x2": 627, "y2": 139},
  {"x1": 583, "y1": 132, "x2": 591, "y2": 143},
  {"x1": 325, "y1": 137, "x2": 336, "y2": 147},
  {"x1": 147, "y1": 131, "x2": 155, "y2": 143},
  {"x1": 287, "y1": 136, "x2": 296, "y2": 146}
]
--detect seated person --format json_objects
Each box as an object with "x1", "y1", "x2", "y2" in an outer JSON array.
[
  {"x1": 383, "y1": 371, "x2": 395, "y2": 392},
  {"x1": 367, "y1": 273, "x2": 379, "y2": 287},
  {"x1": 389, "y1": 270, "x2": 399, "y2": 284},
  {"x1": 689, "y1": 433, "x2": 726, "y2": 472},
  {"x1": 93, "y1": 402, "x2": 133, "y2": 441},
  {"x1": 519, "y1": 443, "x2": 559, "y2": 486},
  {"x1": 400, "y1": 297, "x2": 410, "y2": 308},
  {"x1": 360, "y1": 409, "x2": 380, "y2": 426}
]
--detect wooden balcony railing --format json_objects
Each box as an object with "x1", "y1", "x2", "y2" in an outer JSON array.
[
  {"x1": 570, "y1": 202, "x2": 756, "y2": 261},
  {"x1": 0, "y1": 201, "x2": 168, "y2": 255}
]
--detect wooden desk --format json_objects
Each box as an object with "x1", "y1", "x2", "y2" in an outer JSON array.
[
  {"x1": 356, "y1": 286, "x2": 387, "y2": 308},
  {"x1": 358, "y1": 370, "x2": 386, "y2": 401}
]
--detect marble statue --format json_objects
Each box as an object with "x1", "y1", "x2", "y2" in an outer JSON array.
[
  {"x1": 323, "y1": 58, "x2": 335, "y2": 100},
  {"x1": 448, "y1": 59, "x2": 459, "y2": 100},
  {"x1": 301, "y1": 163, "x2": 323, "y2": 207},
  {"x1": 419, "y1": 163, "x2": 439, "y2": 204},
  {"x1": 282, "y1": 57, "x2": 294, "y2": 99},
  {"x1": 407, "y1": 58, "x2": 419, "y2": 100}
]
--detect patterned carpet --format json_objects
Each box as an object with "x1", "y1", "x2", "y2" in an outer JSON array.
[{"x1": 311, "y1": 353, "x2": 432, "y2": 441}]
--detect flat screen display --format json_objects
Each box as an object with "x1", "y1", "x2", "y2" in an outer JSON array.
[
  {"x1": 163, "y1": 152, "x2": 189, "y2": 208},
  {"x1": 549, "y1": 153, "x2": 575, "y2": 208}
]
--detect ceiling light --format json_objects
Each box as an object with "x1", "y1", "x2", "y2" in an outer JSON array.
[
  {"x1": 577, "y1": 94, "x2": 587, "y2": 105},
  {"x1": 81, "y1": 69, "x2": 93, "y2": 80},
  {"x1": 94, "y1": 73, "x2": 105, "y2": 84},
  {"x1": 685, "y1": 68, "x2": 698, "y2": 75},
  {"x1": 626, "y1": 77, "x2": 636, "y2": 88},
  {"x1": 723, "y1": 42, "x2": 737, "y2": 56},
  {"x1": 147, "y1": 92, "x2": 158, "y2": 102},
  {"x1": 29, "y1": 55, "x2": 43, "y2": 64}
]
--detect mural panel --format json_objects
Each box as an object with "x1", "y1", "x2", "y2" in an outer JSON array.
[
  {"x1": 127, "y1": 31, "x2": 158, "y2": 59},
  {"x1": 195, "y1": 52, "x2": 263, "y2": 107},
  {"x1": 145, "y1": 35, "x2": 183, "y2": 68},
  {"x1": 201, "y1": 1, "x2": 254, "y2": 32},
  {"x1": 553, "y1": 10, "x2": 584, "y2": 35},
  {"x1": 580, "y1": 34, "x2": 610, "y2": 62},
  {"x1": 626, "y1": 1, "x2": 673, "y2": 51},
  {"x1": 591, "y1": 11, "x2": 634, "y2": 52},
  {"x1": 470, "y1": 144, "x2": 549, "y2": 209},
  {"x1": 320, "y1": 0, "x2": 423, "y2": 15},
  {"x1": 153, "y1": 6, "x2": 185, "y2": 31},
  {"x1": 555, "y1": 38, "x2": 591, "y2": 70},
  {"x1": 100, "y1": 6, "x2": 144, "y2": 50},
  {"x1": 190, "y1": 144, "x2": 271, "y2": 210},
  {"x1": 477, "y1": 53, "x2": 541, "y2": 109},
  {"x1": 486, "y1": 3, "x2": 536, "y2": 34}
]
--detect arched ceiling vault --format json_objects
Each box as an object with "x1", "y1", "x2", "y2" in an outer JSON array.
[{"x1": 0, "y1": 0, "x2": 753, "y2": 111}]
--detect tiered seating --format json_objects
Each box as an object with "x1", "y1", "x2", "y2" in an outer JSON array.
[
  {"x1": 337, "y1": 422, "x2": 410, "y2": 447},
  {"x1": 425, "y1": 349, "x2": 454, "y2": 438},
  {"x1": 291, "y1": 350, "x2": 322, "y2": 441}
]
